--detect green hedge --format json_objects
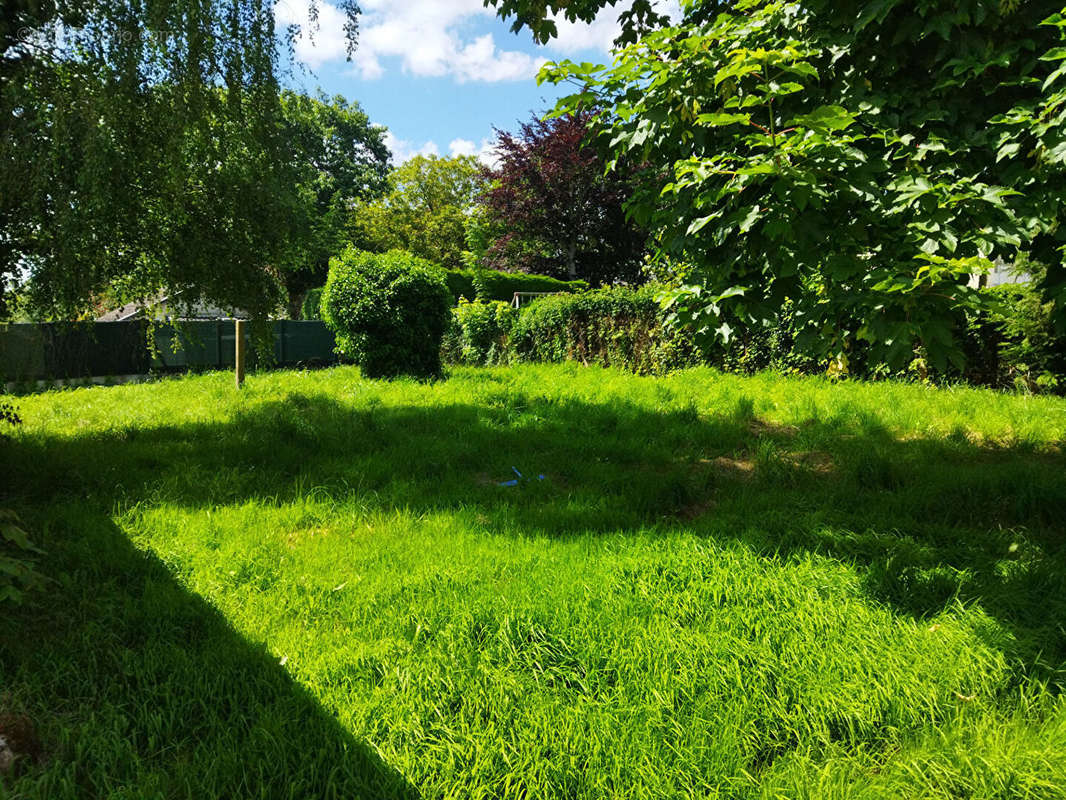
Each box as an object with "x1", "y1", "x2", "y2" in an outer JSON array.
[
  {"x1": 300, "y1": 287, "x2": 324, "y2": 320},
  {"x1": 964, "y1": 283, "x2": 1066, "y2": 392},
  {"x1": 469, "y1": 270, "x2": 588, "y2": 303},
  {"x1": 440, "y1": 284, "x2": 1064, "y2": 391},
  {"x1": 306, "y1": 269, "x2": 586, "y2": 317},
  {"x1": 443, "y1": 268, "x2": 587, "y2": 303},
  {"x1": 711, "y1": 283, "x2": 1065, "y2": 392},
  {"x1": 441, "y1": 299, "x2": 517, "y2": 366},
  {"x1": 508, "y1": 287, "x2": 701, "y2": 375}
]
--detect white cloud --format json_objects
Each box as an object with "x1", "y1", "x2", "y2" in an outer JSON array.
[
  {"x1": 275, "y1": 0, "x2": 350, "y2": 68},
  {"x1": 275, "y1": 0, "x2": 684, "y2": 78},
  {"x1": 448, "y1": 138, "x2": 477, "y2": 156},
  {"x1": 383, "y1": 131, "x2": 440, "y2": 163},
  {"x1": 548, "y1": 0, "x2": 683, "y2": 55},
  {"x1": 448, "y1": 137, "x2": 500, "y2": 166},
  {"x1": 549, "y1": 8, "x2": 621, "y2": 55},
  {"x1": 276, "y1": 0, "x2": 546, "y2": 82}
]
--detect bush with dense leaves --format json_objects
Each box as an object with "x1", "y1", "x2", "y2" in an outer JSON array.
[
  {"x1": 441, "y1": 300, "x2": 517, "y2": 366},
  {"x1": 964, "y1": 284, "x2": 1066, "y2": 393},
  {"x1": 321, "y1": 248, "x2": 452, "y2": 379},
  {"x1": 439, "y1": 281, "x2": 1063, "y2": 391},
  {"x1": 300, "y1": 287, "x2": 325, "y2": 320},
  {"x1": 714, "y1": 283, "x2": 1065, "y2": 393},
  {"x1": 508, "y1": 287, "x2": 700, "y2": 375},
  {"x1": 444, "y1": 269, "x2": 587, "y2": 304},
  {"x1": 307, "y1": 269, "x2": 587, "y2": 316}
]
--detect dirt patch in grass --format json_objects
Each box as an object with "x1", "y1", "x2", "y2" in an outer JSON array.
[
  {"x1": 0, "y1": 711, "x2": 43, "y2": 774},
  {"x1": 787, "y1": 450, "x2": 836, "y2": 474}
]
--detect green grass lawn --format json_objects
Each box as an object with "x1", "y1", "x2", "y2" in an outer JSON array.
[{"x1": 2, "y1": 364, "x2": 1066, "y2": 798}]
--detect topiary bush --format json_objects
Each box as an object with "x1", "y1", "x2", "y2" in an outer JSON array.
[
  {"x1": 509, "y1": 287, "x2": 700, "y2": 374},
  {"x1": 441, "y1": 299, "x2": 517, "y2": 366},
  {"x1": 321, "y1": 248, "x2": 452, "y2": 380}
]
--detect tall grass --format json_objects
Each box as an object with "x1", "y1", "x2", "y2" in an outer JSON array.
[{"x1": 2, "y1": 364, "x2": 1065, "y2": 798}]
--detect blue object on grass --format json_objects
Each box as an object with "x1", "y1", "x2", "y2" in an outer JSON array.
[{"x1": 498, "y1": 467, "x2": 546, "y2": 487}]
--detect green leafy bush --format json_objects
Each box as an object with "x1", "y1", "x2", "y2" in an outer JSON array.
[
  {"x1": 308, "y1": 268, "x2": 586, "y2": 313},
  {"x1": 715, "y1": 300, "x2": 823, "y2": 377},
  {"x1": 710, "y1": 283, "x2": 1064, "y2": 393},
  {"x1": 471, "y1": 270, "x2": 588, "y2": 303},
  {"x1": 443, "y1": 271, "x2": 478, "y2": 304},
  {"x1": 300, "y1": 287, "x2": 324, "y2": 320},
  {"x1": 1, "y1": 510, "x2": 44, "y2": 604},
  {"x1": 443, "y1": 268, "x2": 587, "y2": 304},
  {"x1": 321, "y1": 248, "x2": 452, "y2": 379},
  {"x1": 509, "y1": 287, "x2": 700, "y2": 375},
  {"x1": 442, "y1": 299, "x2": 517, "y2": 366},
  {"x1": 964, "y1": 284, "x2": 1066, "y2": 393}
]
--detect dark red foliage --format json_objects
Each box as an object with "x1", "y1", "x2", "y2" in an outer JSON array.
[{"x1": 481, "y1": 112, "x2": 647, "y2": 286}]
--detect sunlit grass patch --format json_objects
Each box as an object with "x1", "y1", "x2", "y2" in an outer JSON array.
[{"x1": 3, "y1": 364, "x2": 1066, "y2": 798}]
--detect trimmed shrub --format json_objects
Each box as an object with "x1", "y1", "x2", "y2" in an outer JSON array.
[
  {"x1": 471, "y1": 270, "x2": 588, "y2": 303},
  {"x1": 442, "y1": 299, "x2": 517, "y2": 366},
  {"x1": 509, "y1": 287, "x2": 700, "y2": 375},
  {"x1": 306, "y1": 269, "x2": 586, "y2": 312},
  {"x1": 444, "y1": 271, "x2": 478, "y2": 304},
  {"x1": 443, "y1": 268, "x2": 587, "y2": 303},
  {"x1": 321, "y1": 248, "x2": 452, "y2": 379}
]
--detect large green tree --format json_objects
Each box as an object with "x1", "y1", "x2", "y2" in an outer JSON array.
[
  {"x1": 280, "y1": 91, "x2": 389, "y2": 312},
  {"x1": 348, "y1": 155, "x2": 484, "y2": 271},
  {"x1": 522, "y1": 0, "x2": 1066, "y2": 370},
  {"x1": 1, "y1": 0, "x2": 360, "y2": 320}
]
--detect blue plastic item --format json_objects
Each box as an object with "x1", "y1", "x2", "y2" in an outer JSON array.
[{"x1": 498, "y1": 467, "x2": 546, "y2": 487}]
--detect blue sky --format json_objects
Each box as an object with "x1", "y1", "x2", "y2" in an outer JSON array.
[{"x1": 273, "y1": 0, "x2": 639, "y2": 163}]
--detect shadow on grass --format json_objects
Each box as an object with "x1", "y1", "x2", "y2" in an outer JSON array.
[
  {"x1": 3, "y1": 385, "x2": 1065, "y2": 793},
  {"x1": 0, "y1": 504, "x2": 417, "y2": 798}
]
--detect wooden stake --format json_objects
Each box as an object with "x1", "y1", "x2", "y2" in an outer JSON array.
[{"x1": 234, "y1": 319, "x2": 246, "y2": 388}]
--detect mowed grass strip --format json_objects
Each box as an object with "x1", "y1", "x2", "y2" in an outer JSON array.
[{"x1": 2, "y1": 364, "x2": 1065, "y2": 798}]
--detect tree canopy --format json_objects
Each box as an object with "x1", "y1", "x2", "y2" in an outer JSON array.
[
  {"x1": 481, "y1": 112, "x2": 647, "y2": 285},
  {"x1": 1, "y1": 0, "x2": 360, "y2": 319},
  {"x1": 280, "y1": 91, "x2": 390, "y2": 310},
  {"x1": 348, "y1": 155, "x2": 485, "y2": 271},
  {"x1": 524, "y1": 0, "x2": 1066, "y2": 370},
  {"x1": 483, "y1": 0, "x2": 684, "y2": 46}
]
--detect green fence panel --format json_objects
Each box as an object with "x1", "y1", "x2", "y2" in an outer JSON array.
[
  {"x1": 1, "y1": 322, "x2": 151, "y2": 381},
  {"x1": 2, "y1": 320, "x2": 337, "y2": 382},
  {"x1": 276, "y1": 321, "x2": 338, "y2": 365},
  {"x1": 0, "y1": 324, "x2": 47, "y2": 382}
]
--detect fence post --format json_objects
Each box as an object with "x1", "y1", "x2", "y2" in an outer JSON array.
[{"x1": 234, "y1": 319, "x2": 246, "y2": 388}]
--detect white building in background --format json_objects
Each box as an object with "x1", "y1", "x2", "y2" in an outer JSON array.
[
  {"x1": 969, "y1": 259, "x2": 1030, "y2": 289},
  {"x1": 96, "y1": 292, "x2": 250, "y2": 322}
]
